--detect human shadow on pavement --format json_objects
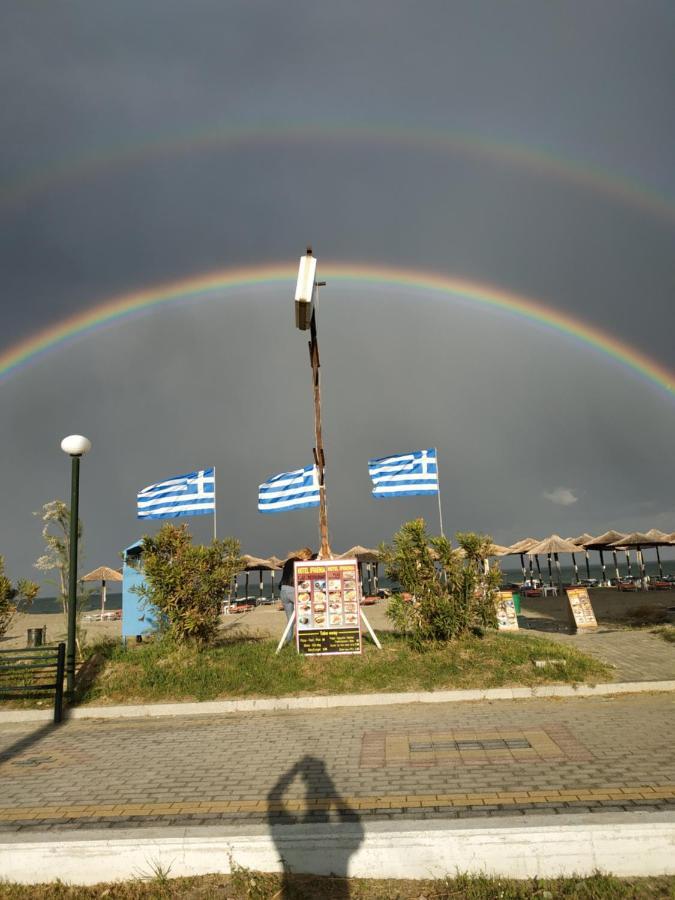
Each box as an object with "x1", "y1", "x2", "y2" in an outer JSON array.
[
  {"x1": 267, "y1": 755, "x2": 364, "y2": 898},
  {"x1": 0, "y1": 720, "x2": 62, "y2": 769}
]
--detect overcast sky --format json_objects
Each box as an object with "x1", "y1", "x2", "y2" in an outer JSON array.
[{"x1": 1, "y1": 1, "x2": 674, "y2": 584}]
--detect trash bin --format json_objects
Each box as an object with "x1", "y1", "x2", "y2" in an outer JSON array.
[
  {"x1": 26, "y1": 627, "x2": 44, "y2": 647},
  {"x1": 512, "y1": 593, "x2": 521, "y2": 614}
]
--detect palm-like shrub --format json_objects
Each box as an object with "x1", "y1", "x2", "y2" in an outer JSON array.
[
  {"x1": 136, "y1": 524, "x2": 243, "y2": 646},
  {"x1": 381, "y1": 519, "x2": 499, "y2": 647}
]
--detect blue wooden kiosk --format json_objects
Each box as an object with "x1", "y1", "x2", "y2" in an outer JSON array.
[{"x1": 122, "y1": 540, "x2": 159, "y2": 640}]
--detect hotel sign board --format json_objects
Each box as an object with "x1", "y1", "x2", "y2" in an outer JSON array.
[
  {"x1": 566, "y1": 587, "x2": 598, "y2": 630},
  {"x1": 495, "y1": 591, "x2": 519, "y2": 631},
  {"x1": 295, "y1": 558, "x2": 362, "y2": 656}
]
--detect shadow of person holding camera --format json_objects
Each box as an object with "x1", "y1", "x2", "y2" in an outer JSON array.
[{"x1": 267, "y1": 755, "x2": 364, "y2": 898}]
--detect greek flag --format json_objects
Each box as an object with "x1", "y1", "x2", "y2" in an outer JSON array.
[
  {"x1": 258, "y1": 464, "x2": 320, "y2": 514},
  {"x1": 137, "y1": 468, "x2": 215, "y2": 519},
  {"x1": 368, "y1": 449, "x2": 439, "y2": 498}
]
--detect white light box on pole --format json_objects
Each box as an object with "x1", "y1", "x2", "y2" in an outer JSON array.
[{"x1": 294, "y1": 248, "x2": 317, "y2": 331}]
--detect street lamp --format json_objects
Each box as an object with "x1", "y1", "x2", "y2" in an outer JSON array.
[
  {"x1": 294, "y1": 247, "x2": 330, "y2": 559},
  {"x1": 60, "y1": 434, "x2": 91, "y2": 695}
]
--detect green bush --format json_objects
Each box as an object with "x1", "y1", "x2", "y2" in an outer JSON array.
[
  {"x1": 380, "y1": 519, "x2": 499, "y2": 647},
  {"x1": 0, "y1": 556, "x2": 39, "y2": 638},
  {"x1": 135, "y1": 524, "x2": 242, "y2": 647}
]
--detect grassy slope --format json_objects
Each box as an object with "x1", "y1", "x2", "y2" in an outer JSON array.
[
  {"x1": 79, "y1": 631, "x2": 611, "y2": 705},
  {"x1": 0, "y1": 872, "x2": 674, "y2": 899}
]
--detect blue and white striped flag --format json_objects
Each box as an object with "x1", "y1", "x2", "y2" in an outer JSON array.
[
  {"x1": 368, "y1": 449, "x2": 439, "y2": 498},
  {"x1": 137, "y1": 468, "x2": 215, "y2": 520},
  {"x1": 258, "y1": 464, "x2": 320, "y2": 514}
]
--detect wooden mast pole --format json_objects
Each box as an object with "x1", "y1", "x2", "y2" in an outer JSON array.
[{"x1": 309, "y1": 294, "x2": 331, "y2": 559}]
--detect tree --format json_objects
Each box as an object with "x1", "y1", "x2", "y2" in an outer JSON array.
[
  {"x1": 136, "y1": 523, "x2": 243, "y2": 646},
  {"x1": 380, "y1": 518, "x2": 499, "y2": 647},
  {"x1": 33, "y1": 500, "x2": 83, "y2": 618},
  {"x1": 0, "y1": 556, "x2": 40, "y2": 639}
]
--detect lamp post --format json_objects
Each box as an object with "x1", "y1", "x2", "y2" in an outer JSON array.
[
  {"x1": 294, "y1": 247, "x2": 331, "y2": 559},
  {"x1": 60, "y1": 434, "x2": 91, "y2": 695}
]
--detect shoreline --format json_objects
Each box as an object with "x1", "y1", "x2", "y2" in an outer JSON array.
[{"x1": 2, "y1": 587, "x2": 673, "y2": 652}]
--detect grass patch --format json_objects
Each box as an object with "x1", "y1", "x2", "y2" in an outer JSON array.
[
  {"x1": 76, "y1": 630, "x2": 611, "y2": 706},
  {"x1": 651, "y1": 625, "x2": 675, "y2": 644},
  {"x1": 626, "y1": 604, "x2": 671, "y2": 626},
  {"x1": 0, "y1": 871, "x2": 674, "y2": 898}
]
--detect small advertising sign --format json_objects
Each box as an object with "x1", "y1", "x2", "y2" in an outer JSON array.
[
  {"x1": 295, "y1": 558, "x2": 362, "y2": 656},
  {"x1": 495, "y1": 591, "x2": 519, "y2": 631},
  {"x1": 566, "y1": 587, "x2": 598, "y2": 630}
]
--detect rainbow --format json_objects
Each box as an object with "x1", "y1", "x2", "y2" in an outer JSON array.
[
  {"x1": 2, "y1": 122, "x2": 674, "y2": 223},
  {"x1": 1, "y1": 263, "x2": 674, "y2": 398}
]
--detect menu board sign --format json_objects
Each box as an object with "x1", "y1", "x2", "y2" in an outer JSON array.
[
  {"x1": 295, "y1": 558, "x2": 362, "y2": 656},
  {"x1": 495, "y1": 591, "x2": 519, "y2": 631},
  {"x1": 566, "y1": 587, "x2": 598, "y2": 630}
]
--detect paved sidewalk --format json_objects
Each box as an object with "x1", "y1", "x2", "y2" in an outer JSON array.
[
  {"x1": 527, "y1": 627, "x2": 675, "y2": 682},
  {"x1": 0, "y1": 693, "x2": 673, "y2": 833}
]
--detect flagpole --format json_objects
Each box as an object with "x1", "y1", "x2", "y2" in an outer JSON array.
[
  {"x1": 435, "y1": 448, "x2": 445, "y2": 538},
  {"x1": 213, "y1": 466, "x2": 217, "y2": 541}
]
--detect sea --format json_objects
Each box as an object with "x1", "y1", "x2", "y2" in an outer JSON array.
[
  {"x1": 22, "y1": 555, "x2": 675, "y2": 615},
  {"x1": 27, "y1": 593, "x2": 123, "y2": 614}
]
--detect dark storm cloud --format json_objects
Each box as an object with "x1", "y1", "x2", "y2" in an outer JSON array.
[{"x1": 1, "y1": 1, "x2": 674, "y2": 581}]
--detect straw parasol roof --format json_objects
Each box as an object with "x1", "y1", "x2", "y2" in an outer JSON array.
[
  {"x1": 528, "y1": 535, "x2": 582, "y2": 555},
  {"x1": 609, "y1": 531, "x2": 658, "y2": 548},
  {"x1": 585, "y1": 530, "x2": 627, "y2": 549},
  {"x1": 339, "y1": 545, "x2": 380, "y2": 562},
  {"x1": 81, "y1": 566, "x2": 122, "y2": 582},
  {"x1": 487, "y1": 543, "x2": 512, "y2": 557},
  {"x1": 241, "y1": 554, "x2": 280, "y2": 571},
  {"x1": 570, "y1": 533, "x2": 595, "y2": 547},
  {"x1": 643, "y1": 529, "x2": 673, "y2": 545},
  {"x1": 506, "y1": 538, "x2": 540, "y2": 554}
]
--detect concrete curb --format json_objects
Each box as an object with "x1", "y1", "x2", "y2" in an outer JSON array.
[
  {"x1": 0, "y1": 812, "x2": 673, "y2": 883},
  {"x1": 2, "y1": 679, "x2": 674, "y2": 724}
]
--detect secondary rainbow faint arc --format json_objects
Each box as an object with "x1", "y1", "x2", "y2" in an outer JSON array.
[
  {"x1": 2, "y1": 122, "x2": 674, "y2": 223},
  {"x1": 1, "y1": 263, "x2": 673, "y2": 398}
]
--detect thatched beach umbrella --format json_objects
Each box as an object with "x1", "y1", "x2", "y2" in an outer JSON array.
[
  {"x1": 570, "y1": 533, "x2": 595, "y2": 581},
  {"x1": 339, "y1": 545, "x2": 380, "y2": 563},
  {"x1": 339, "y1": 545, "x2": 381, "y2": 593},
  {"x1": 506, "y1": 538, "x2": 540, "y2": 583},
  {"x1": 611, "y1": 531, "x2": 668, "y2": 585},
  {"x1": 643, "y1": 529, "x2": 672, "y2": 580},
  {"x1": 241, "y1": 554, "x2": 280, "y2": 604},
  {"x1": 266, "y1": 556, "x2": 285, "y2": 599},
  {"x1": 528, "y1": 535, "x2": 581, "y2": 591},
  {"x1": 81, "y1": 566, "x2": 123, "y2": 617},
  {"x1": 585, "y1": 531, "x2": 627, "y2": 585},
  {"x1": 477, "y1": 543, "x2": 510, "y2": 576},
  {"x1": 487, "y1": 543, "x2": 512, "y2": 557},
  {"x1": 564, "y1": 537, "x2": 582, "y2": 583}
]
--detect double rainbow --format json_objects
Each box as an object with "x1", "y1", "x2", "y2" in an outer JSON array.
[
  {"x1": 1, "y1": 262, "x2": 673, "y2": 398},
  {"x1": 2, "y1": 122, "x2": 674, "y2": 223}
]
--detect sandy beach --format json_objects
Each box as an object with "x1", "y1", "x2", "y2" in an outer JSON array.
[{"x1": 2, "y1": 588, "x2": 673, "y2": 652}]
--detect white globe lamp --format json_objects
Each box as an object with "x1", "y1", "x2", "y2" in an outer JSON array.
[{"x1": 60, "y1": 434, "x2": 91, "y2": 457}]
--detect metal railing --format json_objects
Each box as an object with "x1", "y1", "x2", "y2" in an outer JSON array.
[{"x1": 0, "y1": 642, "x2": 66, "y2": 723}]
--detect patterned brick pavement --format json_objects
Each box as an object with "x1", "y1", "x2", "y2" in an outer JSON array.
[
  {"x1": 0, "y1": 693, "x2": 673, "y2": 832},
  {"x1": 531, "y1": 628, "x2": 675, "y2": 682}
]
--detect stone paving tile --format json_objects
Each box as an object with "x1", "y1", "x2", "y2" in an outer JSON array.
[
  {"x1": 0, "y1": 693, "x2": 673, "y2": 833},
  {"x1": 533, "y1": 627, "x2": 675, "y2": 682}
]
